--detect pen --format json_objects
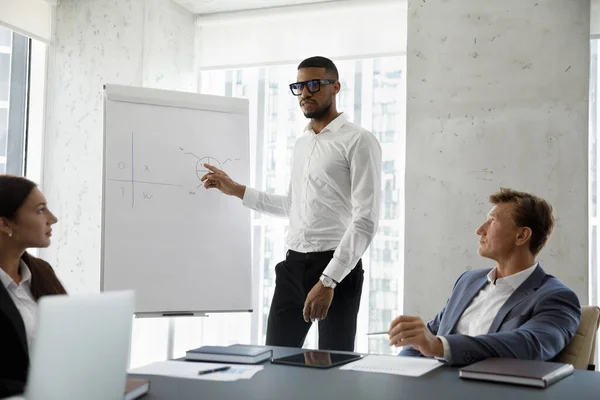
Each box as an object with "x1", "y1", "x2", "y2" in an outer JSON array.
[
  {"x1": 198, "y1": 366, "x2": 231, "y2": 375},
  {"x1": 366, "y1": 331, "x2": 388, "y2": 335}
]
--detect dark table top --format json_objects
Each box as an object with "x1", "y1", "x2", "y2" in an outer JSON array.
[{"x1": 130, "y1": 346, "x2": 600, "y2": 400}]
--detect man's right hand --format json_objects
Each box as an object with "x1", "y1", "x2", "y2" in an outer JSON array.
[
  {"x1": 201, "y1": 164, "x2": 246, "y2": 199},
  {"x1": 388, "y1": 315, "x2": 443, "y2": 358}
]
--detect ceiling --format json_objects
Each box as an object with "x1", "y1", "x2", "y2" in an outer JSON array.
[{"x1": 172, "y1": 0, "x2": 343, "y2": 14}]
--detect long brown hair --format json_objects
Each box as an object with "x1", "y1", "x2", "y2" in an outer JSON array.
[{"x1": 0, "y1": 175, "x2": 67, "y2": 300}]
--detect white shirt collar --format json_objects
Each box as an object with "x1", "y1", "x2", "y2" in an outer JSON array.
[
  {"x1": 0, "y1": 260, "x2": 32, "y2": 289},
  {"x1": 304, "y1": 112, "x2": 348, "y2": 135},
  {"x1": 487, "y1": 262, "x2": 538, "y2": 290}
]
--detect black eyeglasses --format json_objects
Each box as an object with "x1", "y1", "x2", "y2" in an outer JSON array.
[{"x1": 289, "y1": 79, "x2": 336, "y2": 96}]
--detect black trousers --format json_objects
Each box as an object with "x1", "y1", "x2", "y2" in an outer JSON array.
[{"x1": 265, "y1": 250, "x2": 364, "y2": 351}]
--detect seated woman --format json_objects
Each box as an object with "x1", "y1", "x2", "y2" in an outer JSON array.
[{"x1": 0, "y1": 175, "x2": 66, "y2": 397}]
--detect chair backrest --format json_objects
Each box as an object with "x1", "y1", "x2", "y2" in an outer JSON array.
[{"x1": 556, "y1": 306, "x2": 600, "y2": 370}]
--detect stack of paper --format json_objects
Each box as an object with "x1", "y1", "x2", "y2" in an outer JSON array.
[
  {"x1": 129, "y1": 360, "x2": 264, "y2": 382},
  {"x1": 339, "y1": 355, "x2": 443, "y2": 377}
]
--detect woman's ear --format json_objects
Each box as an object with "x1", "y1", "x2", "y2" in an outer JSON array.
[{"x1": 0, "y1": 217, "x2": 13, "y2": 236}]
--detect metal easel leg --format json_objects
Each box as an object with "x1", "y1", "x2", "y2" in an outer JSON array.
[{"x1": 167, "y1": 318, "x2": 175, "y2": 360}]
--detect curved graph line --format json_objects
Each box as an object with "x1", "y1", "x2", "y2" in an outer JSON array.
[{"x1": 185, "y1": 152, "x2": 241, "y2": 184}]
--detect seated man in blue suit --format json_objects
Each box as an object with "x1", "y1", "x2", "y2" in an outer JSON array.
[{"x1": 390, "y1": 188, "x2": 581, "y2": 366}]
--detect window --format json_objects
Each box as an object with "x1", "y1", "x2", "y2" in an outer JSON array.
[
  {"x1": 589, "y1": 38, "x2": 600, "y2": 367},
  {"x1": 0, "y1": 25, "x2": 30, "y2": 176},
  {"x1": 199, "y1": 56, "x2": 405, "y2": 355}
]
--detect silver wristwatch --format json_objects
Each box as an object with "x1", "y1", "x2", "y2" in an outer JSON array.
[{"x1": 320, "y1": 274, "x2": 337, "y2": 289}]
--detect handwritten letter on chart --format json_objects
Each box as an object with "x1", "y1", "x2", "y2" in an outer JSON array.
[{"x1": 106, "y1": 132, "x2": 242, "y2": 208}]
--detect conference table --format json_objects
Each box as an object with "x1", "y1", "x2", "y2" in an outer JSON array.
[{"x1": 130, "y1": 346, "x2": 600, "y2": 399}]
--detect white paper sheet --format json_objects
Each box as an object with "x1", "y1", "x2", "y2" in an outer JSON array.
[
  {"x1": 339, "y1": 355, "x2": 443, "y2": 377},
  {"x1": 129, "y1": 360, "x2": 264, "y2": 381}
]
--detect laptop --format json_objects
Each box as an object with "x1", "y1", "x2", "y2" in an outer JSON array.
[{"x1": 9, "y1": 290, "x2": 135, "y2": 400}]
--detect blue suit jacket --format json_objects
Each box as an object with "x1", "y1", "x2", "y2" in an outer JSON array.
[{"x1": 400, "y1": 265, "x2": 581, "y2": 366}]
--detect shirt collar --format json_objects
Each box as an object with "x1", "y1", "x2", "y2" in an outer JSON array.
[
  {"x1": 304, "y1": 112, "x2": 348, "y2": 135},
  {"x1": 0, "y1": 260, "x2": 32, "y2": 289},
  {"x1": 487, "y1": 262, "x2": 538, "y2": 290},
  {"x1": 20, "y1": 260, "x2": 32, "y2": 284}
]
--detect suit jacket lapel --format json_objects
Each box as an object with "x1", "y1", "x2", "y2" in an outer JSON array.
[
  {"x1": 487, "y1": 265, "x2": 546, "y2": 333},
  {"x1": 0, "y1": 283, "x2": 28, "y2": 356},
  {"x1": 443, "y1": 274, "x2": 489, "y2": 334}
]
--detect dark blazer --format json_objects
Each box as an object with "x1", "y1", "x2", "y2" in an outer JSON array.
[
  {"x1": 0, "y1": 279, "x2": 28, "y2": 397},
  {"x1": 0, "y1": 254, "x2": 65, "y2": 398},
  {"x1": 400, "y1": 264, "x2": 582, "y2": 366}
]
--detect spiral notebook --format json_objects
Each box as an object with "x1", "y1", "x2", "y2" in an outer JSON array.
[{"x1": 339, "y1": 355, "x2": 443, "y2": 376}]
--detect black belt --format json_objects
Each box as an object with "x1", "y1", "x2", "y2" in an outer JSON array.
[{"x1": 286, "y1": 249, "x2": 335, "y2": 261}]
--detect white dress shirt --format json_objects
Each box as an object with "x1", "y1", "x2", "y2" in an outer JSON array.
[
  {"x1": 438, "y1": 263, "x2": 538, "y2": 362},
  {"x1": 0, "y1": 260, "x2": 38, "y2": 350},
  {"x1": 243, "y1": 113, "x2": 382, "y2": 282}
]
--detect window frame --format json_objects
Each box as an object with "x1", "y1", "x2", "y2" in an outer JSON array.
[{"x1": 2, "y1": 28, "x2": 31, "y2": 176}]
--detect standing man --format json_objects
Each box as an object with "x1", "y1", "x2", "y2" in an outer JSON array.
[{"x1": 202, "y1": 56, "x2": 382, "y2": 351}]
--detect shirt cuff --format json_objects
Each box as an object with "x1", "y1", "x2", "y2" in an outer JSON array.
[
  {"x1": 322, "y1": 258, "x2": 352, "y2": 283},
  {"x1": 436, "y1": 336, "x2": 452, "y2": 363},
  {"x1": 242, "y1": 186, "x2": 259, "y2": 209}
]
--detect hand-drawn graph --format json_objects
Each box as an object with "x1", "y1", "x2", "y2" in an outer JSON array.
[
  {"x1": 183, "y1": 151, "x2": 240, "y2": 187},
  {"x1": 107, "y1": 132, "x2": 181, "y2": 208}
]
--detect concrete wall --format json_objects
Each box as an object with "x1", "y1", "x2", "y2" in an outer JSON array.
[
  {"x1": 42, "y1": 0, "x2": 196, "y2": 292},
  {"x1": 405, "y1": 0, "x2": 590, "y2": 318}
]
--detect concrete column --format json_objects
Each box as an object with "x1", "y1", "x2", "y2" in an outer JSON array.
[{"x1": 405, "y1": 0, "x2": 590, "y2": 318}]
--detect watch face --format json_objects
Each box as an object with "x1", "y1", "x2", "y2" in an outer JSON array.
[{"x1": 322, "y1": 276, "x2": 332, "y2": 286}]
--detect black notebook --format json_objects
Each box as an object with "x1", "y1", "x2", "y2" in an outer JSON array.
[
  {"x1": 185, "y1": 344, "x2": 273, "y2": 364},
  {"x1": 459, "y1": 358, "x2": 574, "y2": 388}
]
